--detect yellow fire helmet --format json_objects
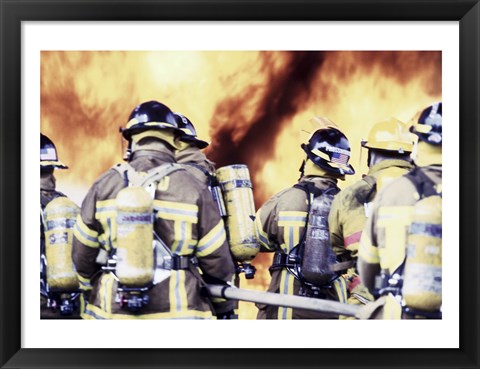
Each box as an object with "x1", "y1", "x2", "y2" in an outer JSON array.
[
  {"x1": 40, "y1": 134, "x2": 68, "y2": 170},
  {"x1": 361, "y1": 117, "x2": 414, "y2": 154}
]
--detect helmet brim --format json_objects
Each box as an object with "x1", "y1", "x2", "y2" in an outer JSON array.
[
  {"x1": 179, "y1": 135, "x2": 209, "y2": 149},
  {"x1": 121, "y1": 123, "x2": 182, "y2": 141},
  {"x1": 41, "y1": 160, "x2": 68, "y2": 170},
  {"x1": 303, "y1": 144, "x2": 355, "y2": 176}
]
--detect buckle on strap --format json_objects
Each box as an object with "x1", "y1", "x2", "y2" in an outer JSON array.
[
  {"x1": 157, "y1": 254, "x2": 197, "y2": 270},
  {"x1": 271, "y1": 252, "x2": 297, "y2": 270}
]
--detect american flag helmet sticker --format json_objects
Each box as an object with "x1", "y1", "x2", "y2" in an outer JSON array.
[
  {"x1": 327, "y1": 146, "x2": 350, "y2": 165},
  {"x1": 331, "y1": 151, "x2": 349, "y2": 165}
]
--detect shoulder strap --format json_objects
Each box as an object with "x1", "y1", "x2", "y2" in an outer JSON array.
[
  {"x1": 404, "y1": 168, "x2": 441, "y2": 199},
  {"x1": 183, "y1": 162, "x2": 217, "y2": 186},
  {"x1": 293, "y1": 181, "x2": 339, "y2": 199},
  {"x1": 112, "y1": 162, "x2": 184, "y2": 188}
]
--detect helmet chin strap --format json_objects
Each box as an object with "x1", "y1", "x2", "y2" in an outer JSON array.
[{"x1": 298, "y1": 159, "x2": 306, "y2": 180}]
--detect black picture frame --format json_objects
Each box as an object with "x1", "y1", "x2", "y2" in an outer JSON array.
[{"x1": 1, "y1": 0, "x2": 479, "y2": 368}]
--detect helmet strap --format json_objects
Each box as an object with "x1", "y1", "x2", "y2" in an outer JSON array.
[
  {"x1": 298, "y1": 159, "x2": 306, "y2": 181},
  {"x1": 367, "y1": 150, "x2": 373, "y2": 167}
]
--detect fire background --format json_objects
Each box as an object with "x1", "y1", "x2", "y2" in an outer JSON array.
[{"x1": 21, "y1": 21, "x2": 460, "y2": 351}]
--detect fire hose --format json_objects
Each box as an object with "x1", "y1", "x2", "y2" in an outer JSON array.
[{"x1": 206, "y1": 284, "x2": 380, "y2": 319}]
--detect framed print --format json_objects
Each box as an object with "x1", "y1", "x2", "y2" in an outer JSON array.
[{"x1": 1, "y1": 0, "x2": 479, "y2": 368}]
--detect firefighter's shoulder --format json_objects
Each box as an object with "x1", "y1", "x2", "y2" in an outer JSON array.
[
  {"x1": 374, "y1": 174, "x2": 418, "y2": 207},
  {"x1": 334, "y1": 177, "x2": 370, "y2": 206},
  {"x1": 270, "y1": 185, "x2": 309, "y2": 211}
]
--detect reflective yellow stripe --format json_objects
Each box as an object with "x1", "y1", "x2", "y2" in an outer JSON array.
[
  {"x1": 157, "y1": 177, "x2": 170, "y2": 191},
  {"x1": 255, "y1": 209, "x2": 272, "y2": 250},
  {"x1": 332, "y1": 277, "x2": 348, "y2": 303},
  {"x1": 377, "y1": 206, "x2": 413, "y2": 272},
  {"x1": 196, "y1": 221, "x2": 226, "y2": 257},
  {"x1": 169, "y1": 270, "x2": 188, "y2": 313},
  {"x1": 105, "y1": 274, "x2": 115, "y2": 314},
  {"x1": 95, "y1": 199, "x2": 117, "y2": 218},
  {"x1": 77, "y1": 273, "x2": 93, "y2": 290},
  {"x1": 278, "y1": 211, "x2": 307, "y2": 227},
  {"x1": 278, "y1": 269, "x2": 294, "y2": 319},
  {"x1": 358, "y1": 233, "x2": 380, "y2": 264},
  {"x1": 79, "y1": 293, "x2": 87, "y2": 316},
  {"x1": 279, "y1": 211, "x2": 305, "y2": 253},
  {"x1": 154, "y1": 200, "x2": 198, "y2": 223},
  {"x1": 84, "y1": 303, "x2": 214, "y2": 320},
  {"x1": 172, "y1": 220, "x2": 193, "y2": 254},
  {"x1": 99, "y1": 274, "x2": 110, "y2": 312},
  {"x1": 282, "y1": 225, "x2": 301, "y2": 253},
  {"x1": 73, "y1": 215, "x2": 99, "y2": 248},
  {"x1": 95, "y1": 200, "x2": 118, "y2": 251}
]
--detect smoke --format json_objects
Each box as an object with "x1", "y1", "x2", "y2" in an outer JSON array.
[
  {"x1": 206, "y1": 51, "x2": 328, "y2": 203},
  {"x1": 205, "y1": 51, "x2": 441, "y2": 206}
]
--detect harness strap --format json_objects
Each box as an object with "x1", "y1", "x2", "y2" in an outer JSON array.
[
  {"x1": 269, "y1": 252, "x2": 297, "y2": 272},
  {"x1": 182, "y1": 162, "x2": 217, "y2": 186},
  {"x1": 156, "y1": 254, "x2": 198, "y2": 271},
  {"x1": 405, "y1": 167, "x2": 442, "y2": 198},
  {"x1": 270, "y1": 252, "x2": 354, "y2": 273},
  {"x1": 112, "y1": 162, "x2": 184, "y2": 188}
]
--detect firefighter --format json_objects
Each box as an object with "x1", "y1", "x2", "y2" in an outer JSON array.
[
  {"x1": 72, "y1": 100, "x2": 236, "y2": 319},
  {"x1": 328, "y1": 118, "x2": 415, "y2": 312},
  {"x1": 255, "y1": 121, "x2": 355, "y2": 319},
  {"x1": 40, "y1": 133, "x2": 81, "y2": 319},
  {"x1": 358, "y1": 102, "x2": 443, "y2": 319},
  {"x1": 173, "y1": 112, "x2": 216, "y2": 183},
  {"x1": 174, "y1": 112, "x2": 258, "y2": 316}
]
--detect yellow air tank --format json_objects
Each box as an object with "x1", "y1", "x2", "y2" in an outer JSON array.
[
  {"x1": 216, "y1": 165, "x2": 259, "y2": 265},
  {"x1": 44, "y1": 197, "x2": 80, "y2": 291},
  {"x1": 115, "y1": 186, "x2": 154, "y2": 287},
  {"x1": 402, "y1": 195, "x2": 442, "y2": 311}
]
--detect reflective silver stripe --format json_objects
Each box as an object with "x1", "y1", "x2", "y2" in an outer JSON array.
[
  {"x1": 79, "y1": 279, "x2": 92, "y2": 288},
  {"x1": 258, "y1": 230, "x2": 269, "y2": 246},
  {"x1": 74, "y1": 223, "x2": 99, "y2": 245},
  {"x1": 289, "y1": 226, "x2": 294, "y2": 250},
  {"x1": 153, "y1": 206, "x2": 197, "y2": 218},
  {"x1": 174, "y1": 222, "x2": 187, "y2": 254},
  {"x1": 279, "y1": 216, "x2": 306, "y2": 222},
  {"x1": 46, "y1": 218, "x2": 76, "y2": 231},
  {"x1": 97, "y1": 206, "x2": 116, "y2": 212},
  {"x1": 281, "y1": 271, "x2": 291, "y2": 320},
  {"x1": 84, "y1": 308, "x2": 106, "y2": 320},
  {"x1": 197, "y1": 228, "x2": 224, "y2": 253},
  {"x1": 175, "y1": 272, "x2": 182, "y2": 312},
  {"x1": 409, "y1": 222, "x2": 442, "y2": 238}
]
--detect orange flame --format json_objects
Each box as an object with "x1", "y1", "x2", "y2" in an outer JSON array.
[{"x1": 41, "y1": 50, "x2": 441, "y2": 319}]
